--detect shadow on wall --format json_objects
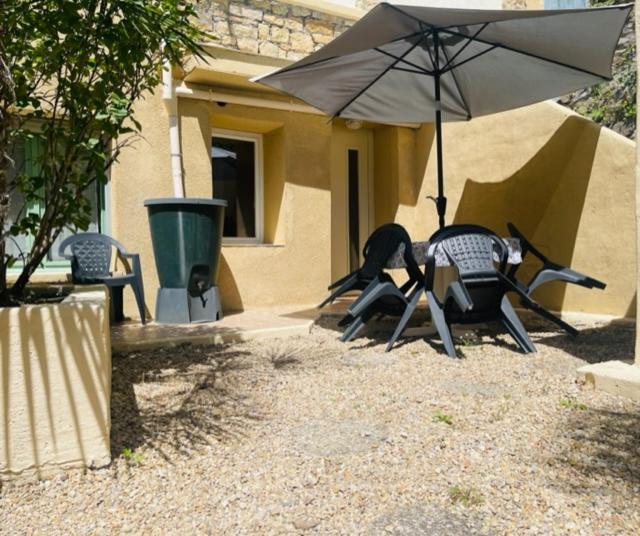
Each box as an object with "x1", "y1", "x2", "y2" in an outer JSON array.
[
  {"x1": 412, "y1": 123, "x2": 435, "y2": 207},
  {"x1": 217, "y1": 254, "x2": 244, "y2": 313},
  {"x1": 453, "y1": 115, "x2": 601, "y2": 312},
  {"x1": 1, "y1": 298, "x2": 110, "y2": 479}
]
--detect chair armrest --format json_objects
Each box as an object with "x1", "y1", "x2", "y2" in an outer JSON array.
[
  {"x1": 441, "y1": 248, "x2": 474, "y2": 312},
  {"x1": 507, "y1": 222, "x2": 549, "y2": 264},
  {"x1": 120, "y1": 252, "x2": 141, "y2": 275},
  {"x1": 498, "y1": 271, "x2": 537, "y2": 306}
]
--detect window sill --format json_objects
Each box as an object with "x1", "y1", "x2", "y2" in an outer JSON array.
[{"x1": 222, "y1": 243, "x2": 285, "y2": 248}]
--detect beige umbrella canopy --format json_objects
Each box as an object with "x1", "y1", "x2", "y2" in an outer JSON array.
[{"x1": 254, "y1": 2, "x2": 632, "y2": 227}]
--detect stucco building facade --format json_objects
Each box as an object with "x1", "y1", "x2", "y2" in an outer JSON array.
[{"x1": 102, "y1": 0, "x2": 634, "y2": 320}]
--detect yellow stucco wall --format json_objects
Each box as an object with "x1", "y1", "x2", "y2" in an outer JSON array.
[
  {"x1": 0, "y1": 286, "x2": 111, "y2": 480},
  {"x1": 108, "y1": 89, "x2": 635, "y2": 319},
  {"x1": 375, "y1": 102, "x2": 636, "y2": 318},
  {"x1": 111, "y1": 94, "x2": 333, "y2": 314}
]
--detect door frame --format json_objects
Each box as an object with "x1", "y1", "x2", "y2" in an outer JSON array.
[{"x1": 330, "y1": 125, "x2": 374, "y2": 281}]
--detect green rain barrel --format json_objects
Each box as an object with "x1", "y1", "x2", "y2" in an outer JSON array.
[{"x1": 144, "y1": 198, "x2": 227, "y2": 324}]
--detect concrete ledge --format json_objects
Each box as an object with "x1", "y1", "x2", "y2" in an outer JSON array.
[
  {"x1": 112, "y1": 320, "x2": 313, "y2": 353},
  {"x1": 111, "y1": 306, "x2": 317, "y2": 353},
  {"x1": 578, "y1": 361, "x2": 640, "y2": 402}
]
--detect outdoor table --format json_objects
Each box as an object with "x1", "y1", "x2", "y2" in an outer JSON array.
[{"x1": 386, "y1": 238, "x2": 522, "y2": 269}]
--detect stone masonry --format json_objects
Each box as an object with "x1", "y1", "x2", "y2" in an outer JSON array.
[
  {"x1": 194, "y1": 1, "x2": 545, "y2": 61},
  {"x1": 195, "y1": 0, "x2": 354, "y2": 60}
]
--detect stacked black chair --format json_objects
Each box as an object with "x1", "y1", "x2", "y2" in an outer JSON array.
[
  {"x1": 339, "y1": 224, "x2": 425, "y2": 348},
  {"x1": 318, "y1": 223, "x2": 418, "y2": 309},
  {"x1": 424, "y1": 224, "x2": 537, "y2": 358},
  {"x1": 506, "y1": 222, "x2": 606, "y2": 335}
]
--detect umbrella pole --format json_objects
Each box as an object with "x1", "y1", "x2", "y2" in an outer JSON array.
[
  {"x1": 434, "y1": 80, "x2": 446, "y2": 229},
  {"x1": 433, "y1": 32, "x2": 446, "y2": 229}
]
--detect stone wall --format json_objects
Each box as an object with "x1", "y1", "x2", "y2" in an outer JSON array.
[
  {"x1": 195, "y1": 0, "x2": 353, "y2": 60},
  {"x1": 357, "y1": 1, "x2": 525, "y2": 9},
  {"x1": 193, "y1": 0, "x2": 543, "y2": 61}
]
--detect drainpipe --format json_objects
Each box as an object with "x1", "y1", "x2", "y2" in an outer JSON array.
[{"x1": 162, "y1": 58, "x2": 185, "y2": 198}]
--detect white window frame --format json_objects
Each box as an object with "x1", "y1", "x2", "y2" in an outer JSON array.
[{"x1": 212, "y1": 128, "x2": 264, "y2": 245}]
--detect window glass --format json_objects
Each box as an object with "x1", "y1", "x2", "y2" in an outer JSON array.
[
  {"x1": 212, "y1": 136, "x2": 257, "y2": 239},
  {"x1": 5, "y1": 140, "x2": 28, "y2": 262},
  {"x1": 544, "y1": 0, "x2": 586, "y2": 8},
  {"x1": 4, "y1": 136, "x2": 105, "y2": 268}
]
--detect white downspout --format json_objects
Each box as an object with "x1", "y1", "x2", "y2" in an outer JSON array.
[{"x1": 162, "y1": 58, "x2": 185, "y2": 198}]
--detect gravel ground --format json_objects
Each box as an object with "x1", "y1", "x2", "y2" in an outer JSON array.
[{"x1": 1, "y1": 316, "x2": 639, "y2": 535}]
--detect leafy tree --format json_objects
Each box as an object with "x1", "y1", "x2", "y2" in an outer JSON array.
[
  {"x1": 560, "y1": 0, "x2": 637, "y2": 139},
  {"x1": 0, "y1": 0, "x2": 207, "y2": 304}
]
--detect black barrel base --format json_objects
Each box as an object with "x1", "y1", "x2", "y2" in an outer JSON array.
[{"x1": 155, "y1": 287, "x2": 223, "y2": 324}]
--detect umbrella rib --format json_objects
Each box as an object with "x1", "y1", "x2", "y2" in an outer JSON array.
[
  {"x1": 441, "y1": 23, "x2": 489, "y2": 71},
  {"x1": 439, "y1": 44, "x2": 472, "y2": 120},
  {"x1": 441, "y1": 45, "x2": 499, "y2": 74},
  {"x1": 333, "y1": 36, "x2": 428, "y2": 118},
  {"x1": 439, "y1": 27, "x2": 612, "y2": 81},
  {"x1": 374, "y1": 46, "x2": 434, "y2": 76},
  {"x1": 391, "y1": 66, "x2": 432, "y2": 76},
  {"x1": 259, "y1": 29, "x2": 431, "y2": 78}
]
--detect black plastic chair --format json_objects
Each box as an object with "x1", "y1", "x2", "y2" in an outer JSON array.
[
  {"x1": 58, "y1": 232, "x2": 146, "y2": 324},
  {"x1": 506, "y1": 222, "x2": 606, "y2": 335},
  {"x1": 425, "y1": 224, "x2": 537, "y2": 358},
  {"x1": 319, "y1": 223, "x2": 415, "y2": 309},
  {"x1": 339, "y1": 225, "x2": 425, "y2": 349}
]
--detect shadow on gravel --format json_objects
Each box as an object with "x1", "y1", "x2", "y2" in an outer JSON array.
[
  {"x1": 110, "y1": 342, "x2": 263, "y2": 462},
  {"x1": 548, "y1": 407, "x2": 640, "y2": 492},
  {"x1": 536, "y1": 321, "x2": 635, "y2": 364}
]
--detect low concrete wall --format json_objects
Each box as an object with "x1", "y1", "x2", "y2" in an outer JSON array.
[{"x1": 0, "y1": 286, "x2": 112, "y2": 480}]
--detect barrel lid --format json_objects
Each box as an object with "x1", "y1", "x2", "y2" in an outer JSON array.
[{"x1": 144, "y1": 197, "x2": 228, "y2": 207}]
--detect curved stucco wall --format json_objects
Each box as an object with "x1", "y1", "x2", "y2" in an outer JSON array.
[{"x1": 375, "y1": 101, "x2": 636, "y2": 318}]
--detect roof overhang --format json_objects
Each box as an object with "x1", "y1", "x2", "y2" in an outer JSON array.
[
  {"x1": 176, "y1": 45, "x2": 291, "y2": 93},
  {"x1": 176, "y1": 44, "x2": 420, "y2": 129}
]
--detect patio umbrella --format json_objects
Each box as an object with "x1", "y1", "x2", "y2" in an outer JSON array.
[{"x1": 253, "y1": 2, "x2": 632, "y2": 228}]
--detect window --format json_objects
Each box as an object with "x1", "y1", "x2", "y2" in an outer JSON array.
[
  {"x1": 212, "y1": 129, "x2": 263, "y2": 243},
  {"x1": 544, "y1": 0, "x2": 586, "y2": 8},
  {"x1": 5, "y1": 136, "x2": 108, "y2": 271}
]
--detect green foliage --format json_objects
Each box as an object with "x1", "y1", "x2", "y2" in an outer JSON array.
[
  {"x1": 0, "y1": 0, "x2": 209, "y2": 299},
  {"x1": 563, "y1": 0, "x2": 636, "y2": 138},
  {"x1": 448, "y1": 485, "x2": 484, "y2": 507},
  {"x1": 560, "y1": 398, "x2": 588, "y2": 411},
  {"x1": 433, "y1": 409, "x2": 453, "y2": 425},
  {"x1": 122, "y1": 447, "x2": 144, "y2": 466}
]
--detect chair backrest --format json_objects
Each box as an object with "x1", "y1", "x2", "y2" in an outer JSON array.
[
  {"x1": 58, "y1": 232, "x2": 127, "y2": 280},
  {"x1": 442, "y1": 234, "x2": 498, "y2": 277},
  {"x1": 361, "y1": 223, "x2": 421, "y2": 282},
  {"x1": 427, "y1": 225, "x2": 510, "y2": 321},
  {"x1": 426, "y1": 224, "x2": 508, "y2": 287}
]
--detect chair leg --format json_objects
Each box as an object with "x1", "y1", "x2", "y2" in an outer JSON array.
[
  {"x1": 337, "y1": 314, "x2": 355, "y2": 328},
  {"x1": 426, "y1": 291, "x2": 457, "y2": 358},
  {"x1": 319, "y1": 275, "x2": 357, "y2": 308},
  {"x1": 110, "y1": 285, "x2": 125, "y2": 323},
  {"x1": 328, "y1": 271, "x2": 356, "y2": 290},
  {"x1": 386, "y1": 288, "x2": 423, "y2": 352},
  {"x1": 520, "y1": 298, "x2": 578, "y2": 337},
  {"x1": 500, "y1": 296, "x2": 536, "y2": 353},
  {"x1": 349, "y1": 280, "x2": 406, "y2": 318},
  {"x1": 131, "y1": 280, "x2": 146, "y2": 325},
  {"x1": 340, "y1": 315, "x2": 365, "y2": 343}
]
